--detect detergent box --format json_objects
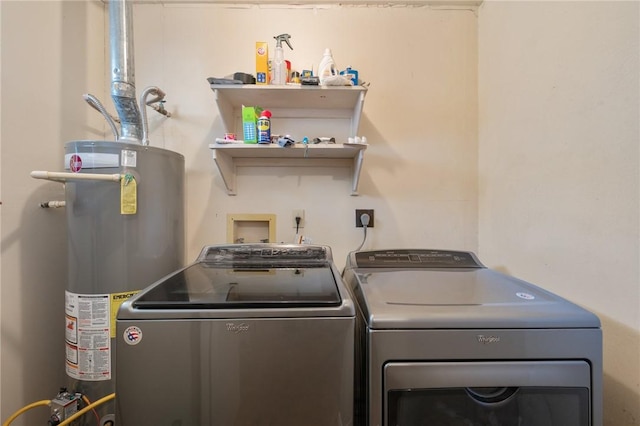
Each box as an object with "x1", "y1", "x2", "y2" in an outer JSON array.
[
  {"x1": 256, "y1": 42, "x2": 269, "y2": 85},
  {"x1": 242, "y1": 106, "x2": 263, "y2": 144}
]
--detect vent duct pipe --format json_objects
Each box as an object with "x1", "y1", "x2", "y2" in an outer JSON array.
[{"x1": 109, "y1": 0, "x2": 143, "y2": 143}]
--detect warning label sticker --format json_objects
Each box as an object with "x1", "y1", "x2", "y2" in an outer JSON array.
[
  {"x1": 65, "y1": 314, "x2": 78, "y2": 345},
  {"x1": 65, "y1": 291, "x2": 111, "y2": 381},
  {"x1": 121, "y1": 150, "x2": 137, "y2": 167}
]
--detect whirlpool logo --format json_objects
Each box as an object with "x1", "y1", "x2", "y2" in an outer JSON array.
[
  {"x1": 477, "y1": 334, "x2": 501, "y2": 344},
  {"x1": 226, "y1": 322, "x2": 250, "y2": 334}
]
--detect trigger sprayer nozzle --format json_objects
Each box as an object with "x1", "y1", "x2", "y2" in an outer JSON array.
[{"x1": 274, "y1": 33, "x2": 293, "y2": 50}]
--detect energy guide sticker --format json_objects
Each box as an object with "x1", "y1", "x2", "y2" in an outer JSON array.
[{"x1": 110, "y1": 291, "x2": 139, "y2": 338}]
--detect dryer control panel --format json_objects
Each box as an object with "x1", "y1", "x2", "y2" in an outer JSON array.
[{"x1": 353, "y1": 249, "x2": 483, "y2": 268}]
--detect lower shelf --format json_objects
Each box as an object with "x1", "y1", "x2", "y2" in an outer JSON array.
[{"x1": 208, "y1": 143, "x2": 367, "y2": 195}]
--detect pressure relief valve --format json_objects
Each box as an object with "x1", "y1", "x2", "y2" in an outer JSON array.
[{"x1": 272, "y1": 33, "x2": 293, "y2": 85}]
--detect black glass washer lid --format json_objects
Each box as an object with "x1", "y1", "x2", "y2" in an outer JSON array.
[{"x1": 132, "y1": 262, "x2": 342, "y2": 309}]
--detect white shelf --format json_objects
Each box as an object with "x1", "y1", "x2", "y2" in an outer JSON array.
[
  {"x1": 208, "y1": 143, "x2": 367, "y2": 196},
  {"x1": 209, "y1": 84, "x2": 368, "y2": 195},
  {"x1": 211, "y1": 85, "x2": 367, "y2": 137}
]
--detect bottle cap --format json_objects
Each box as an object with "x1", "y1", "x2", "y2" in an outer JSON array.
[{"x1": 260, "y1": 110, "x2": 272, "y2": 118}]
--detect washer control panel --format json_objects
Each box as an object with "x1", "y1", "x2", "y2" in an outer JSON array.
[{"x1": 200, "y1": 244, "x2": 328, "y2": 264}]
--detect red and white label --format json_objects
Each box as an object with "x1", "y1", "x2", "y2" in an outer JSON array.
[
  {"x1": 69, "y1": 154, "x2": 82, "y2": 172},
  {"x1": 123, "y1": 326, "x2": 143, "y2": 345}
]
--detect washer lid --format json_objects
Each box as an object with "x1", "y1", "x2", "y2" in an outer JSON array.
[
  {"x1": 353, "y1": 268, "x2": 600, "y2": 329},
  {"x1": 132, "y1": 262, "x2": 342, "y2": 310},
  {"x1": 119, "y1": 244, "x2": 355, "y2": 320}
]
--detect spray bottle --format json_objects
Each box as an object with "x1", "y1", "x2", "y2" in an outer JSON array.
[
  {"x1": 257, "y1": 110, "x2": 272, "y2": 144},
  {"x1": 272, "y1": 34, "x2": 293, "y2": 86}
]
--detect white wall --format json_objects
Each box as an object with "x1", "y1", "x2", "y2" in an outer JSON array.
[
  {"x1": 0, "y1": 1, "x2": 106, "y2": 423},
  {"x1": 478, "y1": 1, "x2": 640, "y2": 425},
  {"x1": 132, "y1": 3, "x2": 479, "y2": 269}
]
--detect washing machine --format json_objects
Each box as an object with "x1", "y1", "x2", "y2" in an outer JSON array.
[
  {"x1": 342, "y1": 249, "x2": 602, "y2": 426},
  {"x1": 116, "y1": 244, "x2": 355, "y2": 426}
]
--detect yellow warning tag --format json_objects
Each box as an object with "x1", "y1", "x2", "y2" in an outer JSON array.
[{"x1": 120, "y1": 174, "x2": 137, "y2": 215}]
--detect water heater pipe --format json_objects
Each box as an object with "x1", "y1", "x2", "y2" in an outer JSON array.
[
  {"x1": 1, "y1": 400, "x2": 51, "y2": 426},
  {"x1": 83, "y1": 93, "x2": 120, "y2": 140},
  {"x1": 139, "y1": 86, "x2": 167, "y2": 146},
  {"x1": 40, "y1": 201, "x2": 66, "y2": 208},
  {"x1": 30, "y1": 171, "x2": 122, "y2": 183},
  {"x1": 110, "y1": 0, "x2": 143, "y2": 143}
]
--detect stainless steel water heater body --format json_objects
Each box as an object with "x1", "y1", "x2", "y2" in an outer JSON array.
[{"x1": 63, "y1": 140, "x2": 185, "y2": 421}]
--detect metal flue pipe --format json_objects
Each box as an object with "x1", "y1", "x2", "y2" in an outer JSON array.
[{"x1": 110, "y1": 0, "x2": 143, "y2": 143}]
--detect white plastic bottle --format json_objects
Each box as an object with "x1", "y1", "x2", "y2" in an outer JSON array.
[{"x1": 318, "y1": 48, "x2": 337, "y2": 85}]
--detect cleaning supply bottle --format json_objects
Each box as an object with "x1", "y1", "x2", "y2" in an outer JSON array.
[
  {"x1": 257, "y1": 110, "x2": 272, "y2": 144},
  {"x1": 318, "y1": 48, "x2": 338, "y2": 85},
  {"x1": 340, "y1": 66, "x2": 359, "y2": 86},
  {"x1": 272, "y1": 34, "x2": 293, "y2": 86}
]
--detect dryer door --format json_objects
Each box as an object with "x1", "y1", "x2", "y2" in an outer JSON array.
[{"x1": 384, "y1": 361, "x2": 591, "y2": 426}]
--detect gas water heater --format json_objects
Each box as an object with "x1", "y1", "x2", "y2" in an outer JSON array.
[
  {"x1": 63, "y1": 140, "x2": 184, "y2": 424},
  {"x1": 29, "y1": 1, "x2": 185, "y2": 424}
]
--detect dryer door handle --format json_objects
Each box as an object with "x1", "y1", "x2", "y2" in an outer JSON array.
[{"x1": 465, "y1": 386, "x2": 519, "y2": 406}]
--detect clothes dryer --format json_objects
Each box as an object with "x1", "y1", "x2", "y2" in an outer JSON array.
[{"x1": 342, "y1": 249, "x2": 602, "y2": 426}]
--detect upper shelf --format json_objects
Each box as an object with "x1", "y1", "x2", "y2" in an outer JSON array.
[{"x1": 211, "y1": 84, "x2": 368, "y2": 137}]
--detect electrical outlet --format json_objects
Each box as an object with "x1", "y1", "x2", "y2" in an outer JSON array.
[
  {"x1": 292, "y1": 209, "x2": 305, "y2": 229},
  {"x1": 355, "y1": 209, "x2": 374, "y2": 228}
]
